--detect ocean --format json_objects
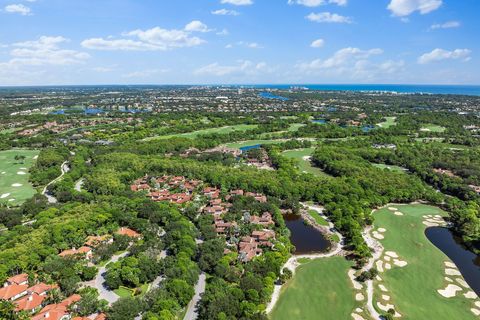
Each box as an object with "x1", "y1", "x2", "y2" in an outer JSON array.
[{"x1": 247, "y1": 84, "x2": 480, "y2": 96}]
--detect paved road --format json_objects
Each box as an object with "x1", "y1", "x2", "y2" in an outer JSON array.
[
  {"x1": 183, "y1": 273, "x2": 206, "y2": 320},
  {"x1": 42, "y1": 161, "x2": 69, "y2": 204},
  {"x1": 83, "y1": 251, "x2": 129, "y2": 305}
]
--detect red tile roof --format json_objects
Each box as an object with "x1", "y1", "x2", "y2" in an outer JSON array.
[
  {"x1": 0, "y1": 284, "x2": 28, "y2": 300},
  {"x1": 27, "y1": 283, "x2": 58, "y2": 295},
  {"x1": 15, "y1": 293, "x2": 45, "y2": 311},
  {"x1": 116, "y1": 227, "x2": 141, "y2": 238},
  {"x1": 6, "y1": 273, "x2": 28, "y2": 285}
]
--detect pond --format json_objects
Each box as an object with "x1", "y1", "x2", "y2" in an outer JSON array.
[
  {"x1": 425, "y1": 227, "x2": 480, "y2": 295},
  {"x1": 259, "y1": 92, "x2": 289, "y2": 101},
  {"x1": 312, "y1": 119, "x2": 327, "y2": 124},
  {"x1": 283, "y1": 214, "x2": 331, "y2": 254},
  {"x1": 239, "y1": 144, "x2": 261, "y2": 153}
]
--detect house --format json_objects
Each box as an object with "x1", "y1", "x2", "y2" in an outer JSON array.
[
  {"x1": 27, "y1": 283, "x2": 58, "y2": 296},
  {"x1": 238, "y1": 237, "x2": 263, "y2": 262},
  {"x1": 214, "y1": 220, "x2": 237, "y2": 235},
  {"x1": 4, "y1": 273, "x2": 28, "y2": 287},
  {"x1": 252, "y1": 230, "x2": 276, "y2": 246},
  {"x1": 203, "y1": 187, "x2": 220, "y2": 199},
  {"x1": 31, "y1": 294, "x2": 81, "y2": 320},
  {"x1": 15, "y1": 293, "x2": 45, "y2": 313},
  {"x1": 58, "y1": 246, "x2": 93, "y2": 260},
  {"x1": 85, "y1": 235, "x2": 113, "y2": 248},
  {"x1": 250, "y1": 212, "x2": 274, "y2": 226},
  {"x1": 245, "y1": 192, "x2": 267, "y2": 203},
  {"x1": 116, "y1": 227, "x2": 141, "y2": 238},
  {"x1": 0, "y1": 284, "x2": 28, "y2": 301}
]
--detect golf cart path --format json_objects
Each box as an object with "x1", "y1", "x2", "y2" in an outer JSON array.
[{"x1": 41, "y1": 161, "x2": 69, "y2": 203}]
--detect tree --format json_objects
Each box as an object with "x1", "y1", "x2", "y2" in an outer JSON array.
[{"x1": 108, "y1": 297, "x2": 143, "y2": 320}]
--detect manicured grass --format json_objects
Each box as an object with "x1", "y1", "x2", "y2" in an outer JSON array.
[
  {"x1": 271, "y1": 257, "x2": 357, "y2": 320},
  {"x1": 145, "y1": 124, "x2": 258, "y2": 141},
  {"x1": 372, "y1": 204, "x2": 476, "y2": 319},
  {"x1": 371, "y1": 163, "x2": 408, "y2": 173},
  {"x1": 376, "y1": 116, "x2": 397, "y2": 128},
  {"x1": 287, "y1": 123, "x2": 306, "y2": 132},
  {"x1": 0, "y1": 149, "x2": 39, "y2": 206},
  {"x1": 282, "y1": 148, "x2": 330, "y2": 178},
  {"x1": 308, "y1": 209, "x2": 329, "y2": 226},
  {"x1": 114, "y1": 286, "x2": 134, "y2": 298},
  {"x1": 420, "y1": 124, "x2": 446, "y2": 133},
  {"x1": 225, "y1": 139, "x2": 285, "y2": 149}
]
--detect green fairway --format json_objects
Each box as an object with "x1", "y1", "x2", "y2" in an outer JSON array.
[
  {"x1": 420, "y1": 124, "x2": 446, "y2": 133},
  {"x1": 225, "y1": 139, "x2": 285, "y2": 149},
  {"x1": 0, "y1": 149, "x2": 39, "y2": 206},
  {"x1": 376, "y1": 116, "x2": 397, "y2": 128},
  {"x1": 371, "y1": 163, "x2": 408, "y2": 173},
  {"x1": 287, "y1": 123, "x2": 306, "y2": 131},
  {"x1": 144, "y1": 124, "x2": 258, "y2": 141},
  {"x1": 372, "y1": 204, "x2": 477, "y2": 319},
  {"x1": 270, "y1": 257, "x2": 358, "y2": 320},
  {"x1": 282, "y1": 148, "x2": 330, "y2": 178}
]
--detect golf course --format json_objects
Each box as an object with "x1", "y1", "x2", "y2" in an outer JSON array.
[
  {"x1": 270, "y1": 257, "x2": 364, "y2": 320},
  {"x1": 371, "y1": 204, "x2": 479, "y2": 319},
  {"x1": 376, "y1": 117, "x2": 397, "y2": 128},
  {"x1": 282, "y1": 148, "x2": 330, "y2": 178},
  {"x1": 144, "y1": 124, "x2": 258, "y2": 140},
  {"x1": 0, "y1": 149, "x2": 39, "y2": 206}
]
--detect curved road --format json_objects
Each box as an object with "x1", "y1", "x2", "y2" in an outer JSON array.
[
  {"x1": 42, "y1": 161, "x2": 69, "y2": 203},
  {"x1": 183, "y1": 273, "x2": 206, "y2": 320}
]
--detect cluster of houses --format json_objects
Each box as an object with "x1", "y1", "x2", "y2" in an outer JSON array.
[
  {"x1": 58, "y1": 228, "x2": 141, "y2": 261},
  {"x1": 0, "y1": 273, "x2": 95, "y2": 319},
  {"x1": 202, "y1": 188, "x2": 276, "y2": 262},
  {"x1": 243, "y1": 148, "x2": 273, "y2": 170},
  {"x1": 433, "y1": 168, "x2": 480, "y2": 194},
  {"x1": 131, "y1": 175, "x2": 202, "y2": 204}
]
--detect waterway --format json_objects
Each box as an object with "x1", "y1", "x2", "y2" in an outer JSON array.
[
  {"x1": 284, "y1": 213, "x2": 331, "y2": 254},
  {"x1": 425, "y1": 227, "x2": 480, "y2": 295}
]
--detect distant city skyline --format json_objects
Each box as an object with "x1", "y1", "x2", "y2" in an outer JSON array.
[{"x1": 0, "y1": 0, "x2": 478, "y2": 85}]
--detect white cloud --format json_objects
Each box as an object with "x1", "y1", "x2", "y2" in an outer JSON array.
[
  {"x1": 195, "y1": 60, "x2": 269, "y2": 76},
  {"x1": 184, "y1": 20, "x2": 211, "y2": 33},
  {"x1": 226, "y1": 41, "x2": 263, "y2": 49},
  {"x1": 4, "y1": 4, "x2": 32, "y2": 15},
  {"x1": 217, "y1": 29, "x2": 229, "y2": 36},
  {"x1": 311, "y1": 39, "x2": 325, "y2": 48},
  {"x1": 418, "y1": 48, "x2": 471, "y2": 64},
  {"x1": 387, "y1": 0, "x2": 442, "y2": 17},
  {"x1": 430, "y1": 21, "x2": 460, "y2": 30},
  {"x1": 81, "y1": 23, "x2": 206, "y2": 51},
  {"x1": 220, "y1": 0, "x2": 253, "y2": 5},
  {"x1": 297, "y1": 47, "x2": 383, "y2": 70},
  {"x1": 122, "y1": 69, "x2": 169, "y2": 79},
  {"x1": 288, "y1": 0, "x2": 347, "y2": 7},
  {"x1": 212, "y1": 8, "x2": 240, "y2": 15},
  {"x1": 306, "y1": 12, "x2": 352, "y2": 23}
]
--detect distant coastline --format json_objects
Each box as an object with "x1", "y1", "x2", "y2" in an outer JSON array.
[{"x1": 1, "y1": 84, "x2": 480, "y2": 96}]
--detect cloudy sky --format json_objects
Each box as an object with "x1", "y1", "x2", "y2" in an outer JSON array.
[{"x1": 0, "y1": 0, "x2": 478, "y2": 85}]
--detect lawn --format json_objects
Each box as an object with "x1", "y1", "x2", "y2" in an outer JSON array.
[
  {"x1": 0, "y1": 149, "x2": 39, "y2": 206},
  {"x1": 376, "y1": 116, "x2": 397, "y2": 128},
  {"x1": 270, "y1": 257, "x2": 358, "y2": 320},
  {"x1": 144, "y1": 124, "x2": 258, "y2": 141},
  {"x1": 420, "y1": 124, "x2": 446, "y2": 133},
  {"x1": 371, "y1": 163, "x2": 408, "y2": 173},
  {"x1": 307, "y1": 209, "x2": 329, "y2": 226},
  {"x1": 282, "y1": 148, "x2": 330, "y2": 178},
  {"x1": 225, "y1": 139, "x2": 285, "y2": 149},
  {"x1": 372, "y1": 204, "x2": 477, "y2": 319},
  {"x1": 114, "y1": 283, "x2": 149, "y2": 298}
]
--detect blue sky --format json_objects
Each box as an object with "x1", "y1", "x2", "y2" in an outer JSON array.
[{"x1": 0, "y1": 0, "x2": 478, "y2": 85}]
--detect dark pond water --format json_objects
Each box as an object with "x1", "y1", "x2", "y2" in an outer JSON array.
[
  {"x1": 239, "y1": 144, "x2": 261, "y2": 153},
  {"x1": 425, "y1": 227, "x2": 480, "y2": 295},
  {"x1": 283, "y1": 214, "x2": 331, "y2": 254}
]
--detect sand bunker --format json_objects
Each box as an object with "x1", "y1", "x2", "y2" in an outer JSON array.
[
  {"x1": 355, "y1": 308, "x2": 363, "y2": 313},
  {"x1": 456, "y1": 278, "x2": 469, "y2": 288},
  {"x1": 444, "y1": 261, "x2": 456, "y2": 268},
  {"x1": 385, "y1": 251, "x2": 399, "y2": 258},
  {"x1": 377, "y1": 302, "x2": 401, "y2": 317},
  {"x1": 393, "y1": 259, "x2": 408, "y2": 267},
  {"x1": 376, "y1": 260, "x2": 384, "y2": 272},
  {"x1": 33, "y1": 155, "x2": 38, "y2": 159},
  {"x1": 348, "y1": 270, "x2": 363, "y2": 290},
  {"x1": 379, "y1": 284, "x2": 388, "y2": 292},
  {"x1": 355, "y1": 293, "x2": 364, "y2": 301},
  {"x1": 445, "y1": 268, "x2": 461, "y2": 276},
  {"x1": 382, "y1": 295, "x2": 390, "y2": 301},
  {"x1": 385, "y1": 263, "x2": 392, "y2": 270},
  {"x1": 388, "y1": 207, "x2": 398, "y2": 211},
  {"x1": 11, "y1": 183, "x2": 23, "y2": 187},
  {"x1": 393, "y1": 211, "x2": 404, "y2": 216},
  {"x1": 471, "y1": 309, "x2": 480, "y2": 316},
  {"x1": 351, "y1": 313, "x2": 365, "y2": 320},
  {"x1": 8, "y1": 199, "x2": 15, "y2": 202},
  {"x1": 17, "y1": 171, "x2": 26, "y2": 175},
  {"x1": 0, "y1": 193, "x2": 10, "y2": 199},
  {"x1": 378, "y1": 228, "x2": 387, "y2": 233},
  {"x1": 438, "y1": 284, "x2": 462, "y2": 298},
  {"x1": 376, "y1": 275, "x2": 382, "y2": 281},
  {"x1": 384, "y1": 256, "x2": 391, "y2": 262},
  {"x1": 475, "y1": 301, "x2": 480, "y2": 308},
  {"x1": 464, "y1": 291, "x2": 478, "y2": 299},
  {"x1": 372, "y1": 231, "x2": 384, "y2": 240},
  {"x1": 445, "y1": 277, "x2": 453, "y2": 282},
  {"x1": 1, "y1": 171, "x2": 5, "y2": 174}
]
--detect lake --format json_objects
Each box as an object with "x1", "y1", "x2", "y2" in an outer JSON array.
[
  {"x1": 425, "y1": 227, "x2": 480, "y2": 295},
  {"x1": 283, "y1": 213, "x2": 331, "y2": 254},
  {"x1": 259, "y1": 92, "x2": 289, "y2": 101}
]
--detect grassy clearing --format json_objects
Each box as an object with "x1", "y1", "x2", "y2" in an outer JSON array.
[
  {"x1": 225, "y1": 139, "x2": 285, "y2": 149},
  {"x1": 371, "y1": 163, "x2": 408, "y2": 173},
  {"x1": 144, "y1": 124, "x2": 258, "y2": 141},
  {"x1": 376, "y1": 116, "x2": 397, "y2": 128},
  {"x1": 307, "y1": 209, "x2": 329, "y2": 226},
  {"x1": 0, "y1": 149, "x2": 39, "y2": 206},
  {"x1": 420, "y1": 124, "x2": 446, "y2": 133},
  {"x1": 282, "y1": 148, "x2": 330, "y2": 178},
  {"x1": 114, "y1": 286, "x2": 134, "y2": 298},
  {"x1": 270, "y1": 257, "x2": 357, "y2": 320},
  {"x1": 372, "y1": 204, "x2": 477, "y2": 319}
]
